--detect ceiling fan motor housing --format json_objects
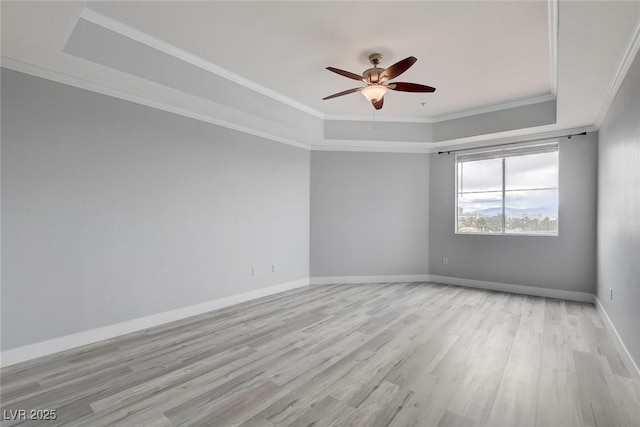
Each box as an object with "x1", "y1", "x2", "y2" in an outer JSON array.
[
  {"x1": 364, "y1": 53, "x2": 385, "y2": 83},
  {"x1": 363, "y1": 68, "x2": 384, "y2": 83}
]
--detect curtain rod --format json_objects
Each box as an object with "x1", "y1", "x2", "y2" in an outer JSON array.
[{"x1": 437, "y1": 131, "x2": 587, "y2": 155}]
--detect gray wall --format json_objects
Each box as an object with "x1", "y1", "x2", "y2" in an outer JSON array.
[
  {"x1": 428, "y1": 133, "x2": 597, "y2": 293},
  {"x1": 1, "y1": 69, "x2": 310, "y2": 351},
  {"x1": 310, "y1": 151, "x2": 429, "y2": 277},
  {"x1": 598, "y1": 49, "x2": 640, "y2": 366}
]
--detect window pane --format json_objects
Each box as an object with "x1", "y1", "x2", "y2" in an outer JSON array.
[
  {"x1": 505, "y1": 152, "x2": 558, "y2": 190},
  {"x1": 458, "y1": 158, "x2": 502, "y2": 193},
  {"x1": 505, "y1": 189, "x2": 558, "y2": 234},
  {"x1": 456, "y1": 144, "x2": 560, "y2": 236},
  {"x1": 457, "y1": 191, "x2": 503, "y2": 233}
]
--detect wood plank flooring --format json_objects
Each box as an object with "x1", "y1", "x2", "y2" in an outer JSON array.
[{"x1": 2, "y1": 282, "x2": 639, "y2": 426}]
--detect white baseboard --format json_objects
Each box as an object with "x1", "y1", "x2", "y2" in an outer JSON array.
[
  {"x1": 7, "y1": 275, "x2": 633, "y2": 375},
  {"x1": 310, "y1": 274, "x2": 595, "y2": 303},
  {"x1": 595, "y1": 297, "x2": 640, "y2": 378},
  {"x1": 427, "y1": 274, "x2": 596, "y2": 303},
  {"x1": 0, "y1": 278, "x2": 310, "y2": 367},
  {"x1": 310, "y1": 274, "x2": 430, "y2": 285}
]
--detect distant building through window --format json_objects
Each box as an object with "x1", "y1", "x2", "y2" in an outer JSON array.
[{"x1": 455, "y1": 142, "x2": 559, "y2": 235}]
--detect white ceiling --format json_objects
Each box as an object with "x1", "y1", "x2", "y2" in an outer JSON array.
[{"x1": 2, "y1": 1, "x2": 640, "y2": 150}]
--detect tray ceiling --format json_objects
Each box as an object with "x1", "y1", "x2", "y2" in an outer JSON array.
[{"x1": 2, "y1": 1, "x2": 640, "y2": 150}]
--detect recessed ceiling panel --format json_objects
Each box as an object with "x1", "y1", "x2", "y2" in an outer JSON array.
[{"x1": 87, "y1": 1, "x2": 553, "y2": 119}]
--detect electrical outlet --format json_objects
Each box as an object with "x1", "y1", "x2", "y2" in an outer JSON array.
[
  {"x1": 252, "y1": 267, "x2": 256, "y2": 276},
  {"x1": 442, "y1": 257, "x2": 448, "y2": 265},
  {"x1": 610, "y1": 288, "x2": 613, "y2": 300},
  {"x1": 272, "y1": 263, "x2": 277, "y2": 272}
]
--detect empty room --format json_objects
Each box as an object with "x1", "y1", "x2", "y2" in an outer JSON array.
[{"x1": 1, "y1": 1, "x2": 639, "y2": 426}]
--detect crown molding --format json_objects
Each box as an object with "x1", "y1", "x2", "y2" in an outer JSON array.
[
  {"x1": 593, "y1": 14, "x2": 640, "y2": 129},
  {"x1": 324, "y1": 114, "x2": 434, "y2": 124},
  {"x1": 0, "y1": 57, "x2": 313, "y2": 151},
  {"x1": 548, "y1": 0, "x2": 559, "y2": 96},
  {"x1": 311, "y1": 141, "x2": 433, "y2": 154},
  {"x1": 80, "y1": 7, "x2": 325, "y2": 120}
]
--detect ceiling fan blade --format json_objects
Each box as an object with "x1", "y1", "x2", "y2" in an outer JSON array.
[
  {"x1": 372, "y1": 97, "x2": 384, "y2": 110},
  {"x1": 326, "y1": 67, "x2": 364, "y2": 81},
  {"x1": 388, "y1": 82, "x2": 436, "y2": 92},
  {"x1": 322, "y1": 87, "x2": 363, "y2": 100},
  {"x1": 380, "y1": 56, "x2": 417, "y2": 80}
]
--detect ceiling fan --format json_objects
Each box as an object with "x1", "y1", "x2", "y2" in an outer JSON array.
[{"x1": 322, "y1": 53, "x2": 436, "y2": 110}]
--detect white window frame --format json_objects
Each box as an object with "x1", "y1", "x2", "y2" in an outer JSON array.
[{"x1": 454, "y1": 142, "x2": 559, "y2": 236}]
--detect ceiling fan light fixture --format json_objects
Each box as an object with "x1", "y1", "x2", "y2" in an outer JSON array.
[{"x1": 361, "y1": 85, "x2": 387, "y2": 103}]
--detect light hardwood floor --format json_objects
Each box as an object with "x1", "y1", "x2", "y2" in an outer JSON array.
[{"x1": 2, "y1": 282, "x2": 639, "y2": 426}]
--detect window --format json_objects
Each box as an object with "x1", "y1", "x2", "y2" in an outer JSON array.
[{"x1": 455, "y1": 142, "x2": 559, "y2": 235}]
